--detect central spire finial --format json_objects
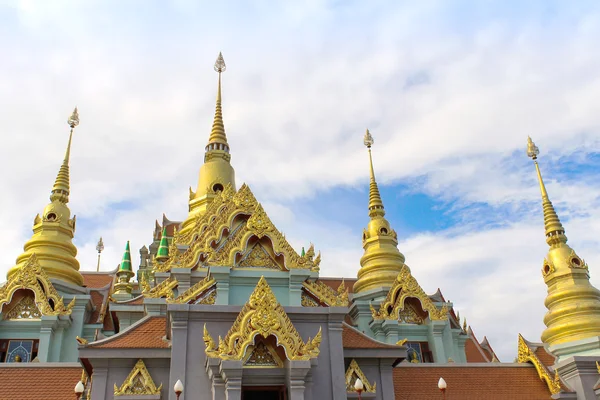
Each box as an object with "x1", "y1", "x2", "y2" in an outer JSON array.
[
  {"x1": 527, "y1": 136, "x2": 539, "y2": 160},
  {"x1": 50, "y1": 106, "x2": 80, "y2": 203},
  {"x1": 68, "y1": 107, "x2": 79, "y2": 129},
  {"x1": 364, "y1": 129, "x2": 374, "y2": 148},
  {"x1": 214, "y1": 52, "x2": 226, "y2": 73}
]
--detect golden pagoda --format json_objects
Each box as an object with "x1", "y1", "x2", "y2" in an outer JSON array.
[
  {"x1": 353, "y1": 129, "x2": 405, "y2": 294},
  {"x1": 180, "y1": 52, "x2": 236, "y2": 234},
  {"x1": 6, "y1": 108, "x2": 83, "y2": 287},
  {"x1": 527, "y1": 137, "x2": 600, "y2": 355}
]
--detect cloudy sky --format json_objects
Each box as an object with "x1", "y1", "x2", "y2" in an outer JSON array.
[{"x1": 2, "y1": 0, "x2": 600, "y2": 361}]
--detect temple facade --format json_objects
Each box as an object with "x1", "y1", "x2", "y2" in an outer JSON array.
[{"x1": 1, "y1": 54, "x2": 600, "y2": 399}]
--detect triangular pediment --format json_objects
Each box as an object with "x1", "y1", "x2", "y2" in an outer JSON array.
[
  {"x1": 156, "y1": 184, "x2": 321, "y2": 272},
  {"x1": 114, "y1": 359, "x2": 162, "y2": 396},
  {"x1": 204, "y1": 276, "x2": 321, "y2": 361},
  {"x1": 3, "y1": 295, "x2": 42, "y2": 320},
  {"x1": 0, "y1": 254, "x2": 74, "y2": 317},
  {"x1": 371, "y1": 264, "x2": 448, "y2": 321},
  {"x1": 243, "y1": 339, "x2": 284, "y2": 368},
  {"x1": 345, "y1": 359, "x2": 376, "y2": 393}
]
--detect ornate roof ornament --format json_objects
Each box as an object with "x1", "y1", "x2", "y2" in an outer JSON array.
[
  {"x1": 168, "y1": 275, "x2": 216, "y2": 304},
  {"x1": 0, "y1": 254, "x2": 75, "y2": 316},
  {"x1": 156, "y1": 184, "x2": 321, "y2": 272},
  {"x1": 114, "y1": 359, "x2": 162, "y2": 396},
  {"x1": 143, "y1": 277, "x2": 178, "y2": 299},
  {"x1": 204, "y1": 276, "x2": 322, "y2": 361},
  {"x1": 370, "y1": 264, "x2": 448, "y2": 321},
  {"x1": 345, "y1": 359, "x2": 376, "y2": 393},
  {"x1": 517, "y1": 334, "x2": 561, "y2": 395},
  {"x1": 302, "y1": 280, "x2": 349, "y2": 307}
]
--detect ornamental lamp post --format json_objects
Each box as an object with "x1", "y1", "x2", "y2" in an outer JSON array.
[
  {"x1": 74, "y1": 381, "x2": 85, "y2": 400},
  {"x1": 354, "y1": 378, "x2": 364, "y2": 399},
  {"x1": 438, "y1": 377, "x2": 447, "y2": 399},
  {"x1": 174, "y1": 379, "x2": 184, "y2": 399}
]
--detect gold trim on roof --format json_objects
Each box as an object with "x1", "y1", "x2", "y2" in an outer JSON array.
[
  {"x1": 168, "y1": 276, "x2": 216, "y2": 304},
  {"x1": 4, "y1": 296, "x2": 42, "y2": 320},
  {"x1": 371, "y1": 265, "x2": 448, "y2": 321},
  {"x1": 243, "y1": 341, "x2": 284, "y2": 368},
  {"x1": 114, "y1": 359, "x2": 162, "y2": 396},
  {"x1": 517, "y1": 334, "x2": 561, "y2": 395},
  {"x1": 204, "y1": 276, "x2": 321, "y2": 361},
  {"x1": 157, "y1": 184, "x2": 321, "y2": 272},
  {"x1": 346, "y1": 359, "x2": 376, "y2": 393},
  {"x1": 0, "y1": 254, "x2": 75, "y2": 316},
  {"x1": 302, "y1": 280, "x2": 349, "y2": 307},
  {"x1": 143, "y1": 277, "x2": 178, "y2": 299}
]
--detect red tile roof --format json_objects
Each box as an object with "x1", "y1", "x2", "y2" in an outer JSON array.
[
  {"x1": 0, "y1": 365, "x2": 83, "y2": 400},
  {"x1": 465, "y1": 336, "x2": 489, "y2": 362},
  {"x1": 81, "y1": 272, "x2": 114, "y2": 288},
  {"x1": 87, "y1": 316, "x2": 168, "y2": 349},
  {"x1": 533, "y1": 345, "x2": 556, "y2": 368},
  {"x1": 88, "y1": 290, "x2": 105, "y2": 323},
  {"x1": 342, "y1": 323, "x2": 401, "y2": 349},
  {"x1": 393, "y1": 364, "x2": 551, "y2": 399}
]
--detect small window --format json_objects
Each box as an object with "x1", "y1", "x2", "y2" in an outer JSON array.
[
  {"x1": 213, "y1": 183, "x2": 224, "y2": 193},
  {"x1": 46, "y1": 213, "x2": 57, "y2": 221}
]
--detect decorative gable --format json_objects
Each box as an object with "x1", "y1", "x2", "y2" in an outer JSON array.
[
  {"x1": 302, "y1": 280, "x2": 349, "y2": 307},
  {"x1": 0, "y1": 254, "x2": 75, "y2": 317},
  {"x1": 204, "y1": 276, "x2": 321, "y2": 361},
  {"x1": 517, "y1": 334, "x2": 561, "y2": 395},
  {"x1": 346, "y1": 359, "x2": 376, "y2": 393},
  {"x1": 155, "y1": 184, "x2": 321, "y2": 272},
  {"x1": 370, "y1": 264, "x2": 448, "y2": 321},
  {"x1": 114, "y1": 359, "x2": 162, "y2": 396}
]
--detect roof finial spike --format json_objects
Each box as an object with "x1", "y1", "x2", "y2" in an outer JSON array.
[
  {"x1": 527, "y1": 137, "x2": 566, "y2": 246},
  {"x1": 50, "y1": 107, "x2": 79, "y2": 203},
  {"x1": 364, "y1": 129, "x2": 385, "y2": 218},
  {"x1": 206, "y1": 52, "x2": 229, "y2": 151}
]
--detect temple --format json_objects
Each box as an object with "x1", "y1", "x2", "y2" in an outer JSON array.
[{"x1": 1, "y1": 54, "x2": 599, "y2": 399}]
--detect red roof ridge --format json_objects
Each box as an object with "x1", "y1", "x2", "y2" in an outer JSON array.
[
  {"x1": 342, "y1": 322, "x2": 402, "y2": 349},
  {"x1": 467, "y1": 326, "x2": 491, "y2": 362},
  {"x1": 85, "y1": 315, "x2": 167, "y2": 348}
]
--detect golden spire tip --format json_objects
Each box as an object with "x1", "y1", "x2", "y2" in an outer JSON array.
[
  {"x1": 364, "y1": 129, "x2": 374, "y2": 148},
  {"x1": 214, "y1": 52, "x2": 226, "y2": 73},
  {"x1": 527, "y1": 136, "x2": 539, "y2": 160},
  {"x1": 68, "y1": 107, "x2": 79, "y2": 129}
]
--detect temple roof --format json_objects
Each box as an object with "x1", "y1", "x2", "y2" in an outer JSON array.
[
  {"x1": 342, "y1": 323, "x2": 402, "y2": 349},
  {"x1": 0, "y1": 364, "x2": 83, "y2": 400},
  {"x1": 85, "y1": 316, "x2": 168, "y2": 349},
  {"x1": 393, "y1": 364, "x2": 553, "y2": 399}
]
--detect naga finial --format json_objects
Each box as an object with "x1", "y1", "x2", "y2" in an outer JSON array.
[
  {"x1": 527, "y1": 136, "x2": 539, "y2": 160},
  {"x1": 214, "y1": 52, "x2": 226, "y2": 73},
  {"x1": 363, "y1": 128, "x2": 374, "y2": 148}
]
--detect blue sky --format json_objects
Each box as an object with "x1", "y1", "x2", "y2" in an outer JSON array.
[{"x1": 1, "y1": 0, "x2": 600, "y2": 361}]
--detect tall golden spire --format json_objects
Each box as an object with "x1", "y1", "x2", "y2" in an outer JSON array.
[
  {"x1": 353, "y1": 130, "x2": 405, "y2": 295},
  {"x1": 206, "y1": 52, "x2": 229, "y2": 151},
  {"x1": 365, "y1": 129, "x2": 385, "y2": 217},
  {"x1": 7, "y1": 108, "x2": 83, "y2": 286},
  {"x1": 181, "y1": 53, "x2": 237, "y2": 234},
  {"x1": 527, "y1": 137, "x2": 600, "y2": 351}
]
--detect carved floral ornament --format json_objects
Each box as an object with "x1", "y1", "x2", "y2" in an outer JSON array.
[
  {"x1": 204, "y1": 276, "x2": 322, "y2": 362},
  {"x1": 0, "y1": 254, "x2": 75, "y2": 317},
  {"x1": 346, "y1": 359, "x2": 376, "y2": 393},
  {"x1": 370, "y1": 265, "x2": 448, "y2": 321},
  {"x1": 302, "y1": 280, "x2": 349, "y2": 307},
  {"x1": 114, "y1": 359, "x2": 162, "y2": 396},
  {"x1": 517, "y1": 334, "x2": 561, "y2": 395},
  {"x1": 154, "y1": 184, "x2": 321, "y2": 273},
  {"x1": 141, "y1": 275, "x2": 217, "y2": 305}
]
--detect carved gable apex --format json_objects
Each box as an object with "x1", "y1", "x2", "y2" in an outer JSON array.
[
  {"x1": 0, "y1": 254, "x2": 75, "y2": 317},
  {"x1": 114, "y1": 359, "x2": 162, "y2": 396},
  {"x1": 156, "y1": 184, "x2": 321, "y2": 272},
  {"x1": 204, "y1": 276, "x2": 322, "y2": 361},
  {"x1": 238, "y1": 242, "x2": 281, "y2": 269},
  {"x1": 371, "y1": 264, "x2": 448, "y2": 321}
]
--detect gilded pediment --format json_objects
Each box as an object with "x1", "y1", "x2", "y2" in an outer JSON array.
[
  {"x1": 0, "y1": 254, "x2": 75, "y2": 317},
  {"x1": 155, "y1": 184, "x2": 321, "y2": 272},
  {"x1": 204, "y1": 276, "x2": 321, "y2": 361},
  {"x1": 371, "y1": 264, "x2": 448, "y2": 321},
  {"x1": 114, "y1": 359, "x2": 162, "y2": 396}
]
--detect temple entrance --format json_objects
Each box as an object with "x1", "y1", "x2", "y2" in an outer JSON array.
[{"x1": 242, "y1": 386, "x2": 287, "y2": 400}]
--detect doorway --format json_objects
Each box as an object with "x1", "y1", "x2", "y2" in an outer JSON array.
[{"x1": 242, "y1": 386, "x2": 287, "y2": 400}]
